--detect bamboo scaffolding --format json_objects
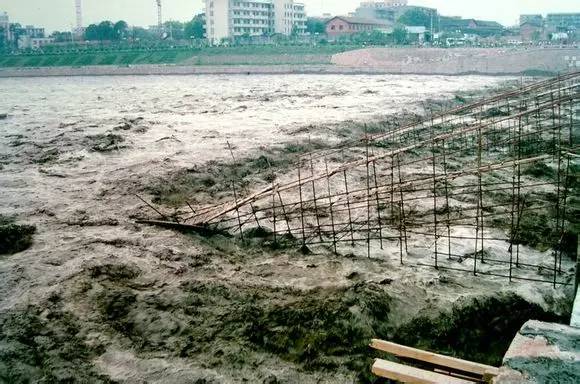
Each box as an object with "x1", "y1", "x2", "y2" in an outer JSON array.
[{"x1": 137, "y1": 73, "x2": 579, "y2": 286}]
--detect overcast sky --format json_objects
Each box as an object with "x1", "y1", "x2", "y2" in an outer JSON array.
[{"x1": 2, "y1": 0, "x2": 579, "y2": 33}]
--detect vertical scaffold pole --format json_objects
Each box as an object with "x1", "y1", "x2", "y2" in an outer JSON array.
[
  {"x1": 297, "y1": 159, "x2": 306, "y2": 250},
  {"x1": 227, "y1": 141, "x2": 245, "y2": 241},
  {"x1": 365, "y1": 128, "x2": 372, "y2": 258},
  {"x1": 432, "y1": 139, "x2": 439, "y2": 269},
  {"x1": 324, "y1": 158, "x2": 337, "y2": 254},
  {"x1": 343, "y1": 169, "x2": 355, "y2": 247},
  {"x1": 442, "y1": 139, "x2": 452, "y2": 260}
]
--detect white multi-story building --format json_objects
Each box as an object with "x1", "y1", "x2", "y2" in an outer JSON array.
[{"x1": 205, "y1": 0, "x2": 306, "y2": 44}]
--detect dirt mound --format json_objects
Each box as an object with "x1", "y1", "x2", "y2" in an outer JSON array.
[{"x1": 332, "y1": 47, "x2": 580, "y2": 75}]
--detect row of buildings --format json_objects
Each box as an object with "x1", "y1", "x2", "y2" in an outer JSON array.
[
  {"x1": 519, "y1": 13, "x2": 580, "y2": 42},
  {"x1": 0, "y1": 11, "x2": 54, "y2": 50},
  {"x1": 203, "y1": 0, "x2": 508, "y2": 44},
  {"x1": 324, "y1": 1, "x2": 503, "y2": 42},
  {"x1": 323, "y1": 1, "x2": 579, "y2": 44},
  {"x1": 2, "y1": 1, "x2": 579, "y2": 49},
  {"x1": 354, "y1": 0, "x2": 422, "y2": 25}
]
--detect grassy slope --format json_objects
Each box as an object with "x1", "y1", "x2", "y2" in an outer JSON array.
[
  {"x1": 0, "y1": 50, "x2": 197, "y2": 67},
  {"x1": 0, "y1": 46, "x2": 356, "y2": 68}
]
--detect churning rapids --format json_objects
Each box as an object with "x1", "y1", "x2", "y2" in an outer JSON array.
[
  {"x1": 3, "y1": 74, "x2": 547, "y2": 384},
  {"x1": 0, "y1": 74, "x2": 507, "y2": 305}
]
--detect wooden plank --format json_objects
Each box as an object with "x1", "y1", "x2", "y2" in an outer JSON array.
[
  {"x1": 135, "y1": 219, "x2": 216, "y2": 236},
  {"x1": 574, "y1": 238, "x2": 580, "y2": 303},
  {"x1": 371, "y1": 339, "x2": 500, "y2": 377},
  {"x1": 372, "y1": 359, "x2": 473, "y2": 384},
  {"x1": 434, "y1": 369, "x2": 485, "y2": 382}
]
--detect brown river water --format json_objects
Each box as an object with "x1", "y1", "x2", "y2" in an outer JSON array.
[
  {"x1": 4, "y1": 74, "x2": 574, "y2": 384},
  {"x1": 0, "y1": 74, "x2": 506, "y2": 307}
]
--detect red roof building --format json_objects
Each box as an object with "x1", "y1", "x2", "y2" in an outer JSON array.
[{"x1": 326, "y1": 16, "x2": 390, "y2": 38}]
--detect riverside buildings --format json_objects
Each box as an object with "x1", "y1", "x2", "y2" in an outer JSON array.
[{"x1": 204, "y1": 0, "x2": 306, "y2": 44}]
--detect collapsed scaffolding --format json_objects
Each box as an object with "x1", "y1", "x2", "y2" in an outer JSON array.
[{"x1": 141, "y1": 72, "x2": 580, "y2": 287}]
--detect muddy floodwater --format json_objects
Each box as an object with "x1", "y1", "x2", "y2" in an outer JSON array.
[
  {"x1": 0, "y1": 74, "x2": 507, "y2": 244},
  {"x1": 0, "y1": 74, "x2": 570, "y2": 384},
  {"x1": 1, "y1": 74, "x2": 506, "y2": 165}
]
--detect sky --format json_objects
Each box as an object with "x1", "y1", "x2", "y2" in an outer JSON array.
[{"x1": 2, "y1": 0, "x2": 579, "y2": 33}]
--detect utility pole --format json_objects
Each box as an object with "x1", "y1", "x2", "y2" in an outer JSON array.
[
  {"x1": 156, "y1": 0, "x2": 163, "y2": 29},
  {"x1": 74, "y1": 0, "x2": 83, "y2": 41},
  {"x1": 75, "y1": 0, "x2": 83, "y2": 30},
  {"x1": 430, "y1": 10, "x2": 434, "y2": 43}
]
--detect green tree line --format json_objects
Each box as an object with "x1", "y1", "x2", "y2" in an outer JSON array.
[{"x1": 83, "y1": 14, "x2": 205, "y2": 42}]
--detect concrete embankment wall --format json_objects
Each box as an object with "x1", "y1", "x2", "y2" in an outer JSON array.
[
  {"x1": 332, "y1": 47, "x2": 580, "y2": 75},
  {"x1": 0, "y1": 64, "x2": 343, "y2": 78}
]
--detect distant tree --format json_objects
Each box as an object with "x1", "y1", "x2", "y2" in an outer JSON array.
[
  {"x1": 392, "y1": 26, "x2": 408, "y2": 44},
  {"x1": 51, "y1": 31, "x2": 73, "y2": 43},
  {"x1": 351, "y1": 30, "x2": 389, "y2": 45},
  {"x1": 9, "y1": 23, "x2": 24, "y2": 49},
  {"x1": 114, "y1": 20, "x2": 129, "y2": 40},
  {"x1": 97, "y1": 21, "x2": 115, "y2": 41},
  {"x1": 85, "y1": 21, "x2": 127, "y2": 41},
  {"x1": 531, "y1": 30, "x2": 542, "y2": 41},
  {"x1": 131, "y1": 27, "x2": 155, "y2": 41},
  {"x1": 184, "y1": 13, "x2": 205, "y2": 39},
  {"x1": 398, "y1": 8, "x2": 438, "y2": 30},
  {"x1": 0, "y1": 27, "x2": 5, "y2": 51},
  {"x1": 85, "y1": 24, "x2": 99, "y2": 40},
  {"x1": 164, "y1": 21, "x2": 185, "y2": 40},
  {"x1": 306, "y1": 17, "x2": 326, "y2": 35},
  {"x1": 240, "y1": 32, "x2": 251, "y2": 43},
  {"x1": 291, "y1": 25, "x2": 300, "y2": 38}
]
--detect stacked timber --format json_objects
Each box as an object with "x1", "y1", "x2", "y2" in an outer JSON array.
[{"x1": 370, "y1": 339, "x2": 499, "y2": 383}]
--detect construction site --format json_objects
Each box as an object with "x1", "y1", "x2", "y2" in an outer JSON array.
[
  {"x1": 144, "y1": 73, "x2": 579, "y2": 288},
  {"x1": 0, "y1": 70, "x2": 578, "y2": 383},
  {"x1": 133, "y1": 72, "x2": 580, "y2": 382}
]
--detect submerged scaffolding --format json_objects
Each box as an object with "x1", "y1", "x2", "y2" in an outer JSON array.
[{"x1": 143, "y1": 72, "x2": 580, "y2": 287}]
